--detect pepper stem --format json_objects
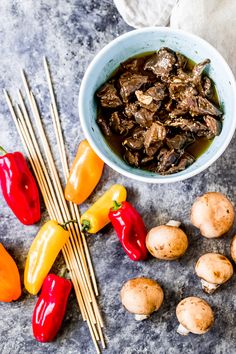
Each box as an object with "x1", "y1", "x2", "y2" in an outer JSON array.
[
  {"x1": 0, "y1": 146, "x2": 7, "y2": 156},
  {"x1": 59, "y1": 219, "x2": 78, "y2": 230},
  {"x1": 82, "y1": 220, "x2": 91, "y2": 232},
  {"x1": 112, "y1": 200, "x2": 122, "y2": 211}
]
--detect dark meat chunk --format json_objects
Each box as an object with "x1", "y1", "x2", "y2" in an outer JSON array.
[
  {"x1": 180, "y1": 96, "x2": 222, "y2": 117},
  {"x1": 141, "y1": 156, "x2": 155, "y2": 165},
  {"x1": 110, "y1": 112, "x2": 135, "y2": 135},
  {"x1": 196, "y1": 96, "x2": 222, "y2": 116},
  {"x1": 204, "y1": 115, "x2": 222, "y2": 139},
  {"x1": 166, "y1": 133, "x2": 195, "y2": 151},
  {"x1": 121, "y1": 58, "x2": 143, "y2": 73},
  {"x1": 165, "y1": 117, "x2": 208, "y2": 136},
  {"x1": 124, "y1": 149, "x2": 140, "y2": 167},
  {"x1": 164, "y1": 153, "x2": 195, "y2": 174},
  {"x1": 169, "y1": 81, "x2": 198, "y2": 101},
  {"x1": 144, "y1": 48, "x2": 176, "y2": 79},
  {"x1": 123, "y1": 136, "x2": 144, "y2": 150},
  {"x1": 175, "y1": 53, "x2": 188, "y2": 69},
  {"x1": 135, "y1": 91, "x2": 161, "y2": 112},
  {"x1": 96, "y1": 83, "x2": 122, "y2": 108},
  {"x1": 134, "y1": 108, "x2": 155, "y2": 128},
  {"x1": 157, "y1": 149, "x2": 180, "y2": 173},
  {"x1": 145, "y1": 142, "x2": 163, "y2": 157},
  {"x1": 202, "y1": 76, "x2": 213, "y2": 98},
  {"x1": 144, "y1": 122, "x2": 166, "y2": 149},
  {"x1": 119, "y1": 72, "x2": 148, "y2": 102},
  {"x1": 146, "y1": 82, "x2": 167, "y2": 101},
  {"x1": 192, "y1": 59, "x2": 210, "y2": 84},
  {"x1": 97, "y1": 115, "x2": 112, "y2": 136},
  {"x1": 124, "y1": 102, "x2": 139, "y2": 118}
]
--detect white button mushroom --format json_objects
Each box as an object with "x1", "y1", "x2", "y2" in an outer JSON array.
[
  {"x1": 195, "y1": 253, "x2": 233, "y2": 294},
  {"x1": 191, "y1": 192, "x2": 234, "y2": 238},
  {"x1": 146, "y1": 220, "x2": 188, "y2": 260},
  {"x1": 231, "y1": 235, "x2": 236, "y2": 263},
  {"x1": 120, "y1": 277, "x2": 164, "y2": 321},
  {"x1": 176, "y1": 297, "x2": 214, "y2": 335}
]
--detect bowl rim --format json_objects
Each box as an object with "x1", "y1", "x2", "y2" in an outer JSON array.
[{"x1": 79, "y1": 26, "x2": 236, "y2": 184}]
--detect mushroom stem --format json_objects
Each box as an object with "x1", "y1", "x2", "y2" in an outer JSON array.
[
  {"x1": 177, "y1": 323, "x2": 190, "y2": 336},
  {"x1": 166, "y1": 220, "x2": 181, "y2": 228},
  {"x1": 201, "y1": 279, "x2": 220, "y2": 294},
  {"x1": 134, "y1": 314, "x2": 149, "y2": 321}
]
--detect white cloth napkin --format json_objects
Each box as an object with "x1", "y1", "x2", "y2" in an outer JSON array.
[{"x1": 114, "y1": 0, "x2": 236, "y2": 76}]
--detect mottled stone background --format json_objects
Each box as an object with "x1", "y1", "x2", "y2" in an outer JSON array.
[{"x1": 0, "y1": 1, "x2": 235, "y2": 353}]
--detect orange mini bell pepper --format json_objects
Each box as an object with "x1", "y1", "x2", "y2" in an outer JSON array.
[
  {"x1": 0, "y1": 243, "x2": 21, "y2": 302},
  {"x1": 24, "y1": 220, "x2": 70, "y2": 295},
  {"x1": 81, "y1": 184, "x2": 127, "y2": 233},
  {"x1": 65, "y1": 140, "x2": 104, "y2": 205}
]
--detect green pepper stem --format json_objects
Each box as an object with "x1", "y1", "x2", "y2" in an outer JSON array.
[
  {"x1": 112, "y1": 200, "x2": 122, "y2": 211},
  {"x1": 0, "y1": 146, "x2": 7, "y2": 156},
  {"x1": 59, "y1": 219, "x2": 78, "y2": 230},
  {"x1": 81, "y1": 220, "x2": 91, "y2": 232}
]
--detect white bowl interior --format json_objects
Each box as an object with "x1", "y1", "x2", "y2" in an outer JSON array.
[{"x1": 79, "y1": 28, "x2": 236, "y2": 183}]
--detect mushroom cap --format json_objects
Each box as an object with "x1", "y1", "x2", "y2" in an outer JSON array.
[
  {"x1": 230, "y1": 235, "x2": 236, "y2": 263},
  {"x1": 120, "y1": 277, "x2": 164, "y2": 316},
  {"x1": 146, "y1": 225, "x2": 188, "y2": 260},
  {"x1": 176, "y1": 297, "x2": 214, "y2": 335},
  {"x1": 191, "y1": 192, "x2": 234, "y2": 238},
  {"x1": 195, "y1": 253, "x2": 233, "y2": 285}
]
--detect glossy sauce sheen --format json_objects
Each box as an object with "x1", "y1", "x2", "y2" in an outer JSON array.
[{"x1": 98, "y1": 51, "x2": 221, "y2": 162}]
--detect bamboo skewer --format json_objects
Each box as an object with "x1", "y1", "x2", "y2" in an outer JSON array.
[
  {"x1": 4, "y1": 61, "x2": 106, "y2": 351},
  {"x1": 44, "y1": 57, "x2": 99, "y2": 297}
]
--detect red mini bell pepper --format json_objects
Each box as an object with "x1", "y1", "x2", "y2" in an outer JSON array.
[
  {"x1": 0, "y1": 147, "x2": 40, "y2": 225},
  {"x1": 108, "y1": 201, "x2": 148, "y2": 261},
  {"x1": 32, "y1": 274, "x2": 72, "y2": 342}
]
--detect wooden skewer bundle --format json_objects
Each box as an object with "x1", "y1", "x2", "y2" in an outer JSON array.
[{"x1": 4, "y1": 58, "x2": 105, "y2": 353}]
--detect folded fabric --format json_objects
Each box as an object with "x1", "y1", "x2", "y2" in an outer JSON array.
[
  {"x1": 113, "y1": 0, "x2": 177, "y2": 27},
  {"x1": 114, "y1": 0, "x2": 236, "y2": 76},
  {"x1": 170, "y1": 0, "x2": 236, "y2": 77}
]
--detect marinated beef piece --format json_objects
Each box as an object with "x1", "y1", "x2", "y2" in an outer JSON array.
[
  {"x1": 124, "y1": 102, "x2": 139, "y2": 118},
  {"x1": 165, "y1": 117, "x2": 208, "y2": 135},
  {"x1": 96, "y1": 47, "x2": 223, "y2": 175},
  {"x1": 157, "y1": 149, "x2": 180, "y2": 173},
  {"x1": 202, "y1": 76, "x2": 213, "y2": 98},
  {"x1": 169, "y1": 81, "x2": 198, "y2": 101},
  {"x1": 146, "y1": 82, "x2": 167, "y2": 101},
  {"x1": 192, "y1": 59, "x2": 211, "y2": 84},
  {"x1": 110, "y1": 112, "x2": 135, "y2": 135},
  {"x1": 123, "y1": 136, "x2": 144, "y2": 150},
  {"x1": 135, "y1": 90, "x2": 153, "y2": 105},
  {"x1": 134, "y1": 108, "x2": 155, "y2": 128},
  {"x1": 145, "y1": 142, "x2": 163, "y2": 157},
  {"x1": 197, "y1": 96, "x2": 222, "y2": 116},
  {"x1": 97, "y1": 115, "x2": 112, "y2": 136},
  {"x1": 124, "y1": 149, "x2": 140, "y2": 167},
  {"x1": 121, "y1": 58, "x2": 143, "y2": 73},
  {"x1": 141, "y1": 156, "x2": 154, "y2": 165},
  {"x1": 96, "y1": 83, "x2": 122, "y2": 108},
  {"x1": 138, "y1": 100, "x2": 161, "y2": 113},
  {"x1": 180, "y1": 96, "x2": 222, "y2": 117},
  {"x1": 166, "y1": 133, "x2": 195, "y2": 151},
  {"x1": 164, "y1": 153, "x2": 195, "y2": 174},
  {"x1": 175, "y1": 53, "x2": 188, "y2": 69},
  {"x1": 144, "y1": 122, "x2": 166, "y2": 149},
  {"x1": 204, "y1": 115, "x2": 222, "y2": 139},
  {"x1": 119, "y1": 72, "x2": 148, "y2": 102},
  {"x1": 144, "y1": 48, "x2": 176, "y2": 79}
]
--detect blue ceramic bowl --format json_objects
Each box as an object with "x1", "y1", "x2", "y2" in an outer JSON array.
[{"x1": 79, "y1": 27, "x2": 236, "y2": 183}]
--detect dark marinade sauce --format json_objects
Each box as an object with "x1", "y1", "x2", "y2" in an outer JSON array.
[{"x1": 96, "y1": 48, "x2": 222, "y2": 175}]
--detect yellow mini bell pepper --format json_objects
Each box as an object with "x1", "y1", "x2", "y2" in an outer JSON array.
[
  {"x1": 24, "y1": 220, "x2": 69, "y2": 295},
  {"x1": 81, "y1": 184, "x2": 127, "y2": 234}
]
